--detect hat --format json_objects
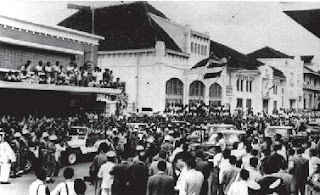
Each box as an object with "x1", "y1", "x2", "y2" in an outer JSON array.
[
  {"x1": 49, "y1": 135, "x2": 58, "y2": 141},
  {"x1": 136, "y1": 145, "x2": 144, "y2": 151},
  {"x1": 106, "y1": 150, "x2": 117, "y2": 158},
  {"x1": 14, "y1": 132, "x2": 21, "y2": 138},
  {"x1": 22, "y1": 129, "x2": 29, "y2": 135},
  {"x1": 42, "y1": 132, "x2": 49, "y2": 138}
]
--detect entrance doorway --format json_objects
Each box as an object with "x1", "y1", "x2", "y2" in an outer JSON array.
[{"x1": 263, "y1": 99, "x2": 269, "y2": 113}]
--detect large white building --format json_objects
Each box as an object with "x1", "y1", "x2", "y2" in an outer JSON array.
[
  {"x1": 248, "y1": 46, "x2": 304, "y2": 113},
  {"x1": 60, "y1": 2, "x2": 305, "y2": 115}
]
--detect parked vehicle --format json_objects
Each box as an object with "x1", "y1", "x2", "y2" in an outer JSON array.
[
  {"x1": 264, "y1": 126, "x2": 306, "y2": 142},
  {"x1": 63, "y1": 126, "x2": 112, "y2": 165}
]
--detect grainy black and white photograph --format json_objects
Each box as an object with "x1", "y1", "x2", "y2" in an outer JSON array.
[{"x1": 1, "y1": 0, "x2": 320, "y2": 195}]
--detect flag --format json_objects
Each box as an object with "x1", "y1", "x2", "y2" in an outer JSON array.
[{"x1": 204, "y1": 71, "x2": 222, "y2": 79}]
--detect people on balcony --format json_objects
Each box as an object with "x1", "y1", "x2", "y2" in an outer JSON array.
[{"x1": 3, "y1": 60, "x2": 123, "y2": 90}]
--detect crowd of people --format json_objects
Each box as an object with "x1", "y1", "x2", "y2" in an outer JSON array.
[
  {"x1": 0, "y1": 110, "x2": 319, "y2": 195},
  {"x1": 3, "y1": 60, "x2": 123, "y2": 89}
]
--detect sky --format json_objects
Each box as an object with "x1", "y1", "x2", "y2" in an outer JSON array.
[{"x1": 1, "y1": 1, "x2": 320, "y2": 59}]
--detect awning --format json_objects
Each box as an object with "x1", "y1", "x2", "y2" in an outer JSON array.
[{"x1": 0, "y1": 81, "x2": 122, "y2": 95}]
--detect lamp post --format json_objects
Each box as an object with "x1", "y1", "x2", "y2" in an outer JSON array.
[{"x1": 67, "y1": 3, "x2": 95, "y2": 62}]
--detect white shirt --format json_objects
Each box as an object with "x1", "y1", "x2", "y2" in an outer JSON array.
[
  {"x1": 227, "y1": 180, "x2": 248, "y2": 195},
  {"x1": 175, "y1": 167, "x2": 188, "y2": 195},
  {"x1": 0, "y1": 141, "x2": 16, "y2": 163},
  {"x1": 98, "y1": 161, "x2": 115, "y2": 189},
  {"x1": 50, "y1": 180, "x2": 76, "y2": 195},
  {"x1": 184, "y1": 169, "x2": 204, "y2": 195},
  {"x1": 309, "y1": 156, "x2": 320, "y2": 176},
  {"x1": 29, "y1": 179, "x2": 47, "y2": 195}
]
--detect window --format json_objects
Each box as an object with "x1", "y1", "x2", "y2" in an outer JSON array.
[
  {"x1": 189, "y1": 81, "x2": 205, "y2": 96},
  {"x1": 204, "y1": 46, "x2": 207, "y2": 55},
  {"x1": 246, "y1": 99, "x2": 252, "y2": 109},
  {"x1": 194, "y1": 43, "x2": 198, "y2": 53},
  {"x1": 246, "y1": 80, "x2": 249, "y2": 92},
  {"x1": 198, "y1": 44, "x2": 201, "y2": 54},
  {"x1": 240, "y1": 80, "x2": 243, "y2": 91},
  {"x1": 273, "y1": 84, "x2": 277, "y2": 95},
  {"x1": 249, "y1": 81, "x2": 252, "y2": 92},
  {"x1": 273, "y1": 101, "x2": 277, "y2": 111},
  {"x1": 201, "y1": 45, "x2": 204, "y2": 55},
  {"x1": 166, "y1": 78, "x2": 183, "y2": 95},
  {"x1": 236, "y1": 79, "x2": 240, "y2": 91},
  {"x1": 191, "y1": 42, "x2": 194, "y2": 53},
  {"x1": 209, "y1": 83, "x2": 222, "y2": 98},
  {"x1": 237, "y1": 98, "x2": 243, "y2": 108}
]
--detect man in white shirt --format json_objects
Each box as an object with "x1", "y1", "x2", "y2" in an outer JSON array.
[
  {"x1": 184, "y1": 157, "x2": 204, "y2": 195},
  {"x1": 98, "y1": 151, "x2": 116, "y2": 195},
  {"x1": 51, "y1": 168, "x2": 76, "y2": 195},
  {"x1": 29, "y1": 169, "x2": 50, "y2": 195},
  {"x1": 0, "y1": 133, "x2": 16, "y2": 184},
  {"x1": 174, "y1": 152, "x2": 189, "y2": 195},
  {"x1": 228, "y1": 169, "x2": 249, "y2": 195}
]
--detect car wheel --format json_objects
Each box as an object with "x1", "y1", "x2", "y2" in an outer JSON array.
[{"x1": 67, "y1": 152, "x2": 77, "y2": 165}]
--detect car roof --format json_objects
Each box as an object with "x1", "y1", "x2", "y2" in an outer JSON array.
[
  {"x1": 207, "y1": 124, "x2": 235, "y2": 127},
  {"x1": 267, "y1": 126, "x2": 292, "y2": 129},
  {"x1": 215, "y1": 130, "x2": 245, "y2": 134},
  {"x1": 71, "y1": 126, "x2": 88, "y2": 129}
]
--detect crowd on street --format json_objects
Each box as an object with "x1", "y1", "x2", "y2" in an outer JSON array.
[
  {"x1": 3, "y1": 60, "x2": 123, "y2": 89},
  {"x1": 0, "y1": 109, "x2": 320, "y2": 195}
]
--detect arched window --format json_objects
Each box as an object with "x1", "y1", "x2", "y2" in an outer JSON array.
[
  {"x1": 189, "y1": 81, "x2": 205, "y2": 96},
  {"x1": 166, "y1": 78, "x2": 183, "y2": 95},
  {"x1": 209, "y1": 83, "x2": 222, "y2": 98}
]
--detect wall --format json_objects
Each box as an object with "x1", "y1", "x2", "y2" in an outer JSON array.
[{"x1": 258, "y1": 58, "x2": 304, "y2": 112}]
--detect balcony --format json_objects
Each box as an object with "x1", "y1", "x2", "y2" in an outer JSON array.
[{"x1": 303, "y1": 83, "x2": 320, "y2": 92}]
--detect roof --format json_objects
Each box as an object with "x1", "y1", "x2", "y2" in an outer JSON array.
[
  {"x1": 247, "y1": 46, "x2": 294, "y2": 59},
  {"x1": 304, "y1": 65, "x2": 320, "y2": 76},
  {"x1": 270, "y1": 66, "x2": 286, "y2": 79},
  {"x1": 192, "y1": 40, "x2": 263, "y2": 70},
  {"x1": 58, "y1": 1, "x2": 181, "y2": 52},
  {"x1": 284, "y1": 9, "x2": 320, "y2": 39}
]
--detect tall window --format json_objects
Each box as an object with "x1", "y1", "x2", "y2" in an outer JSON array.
[
  {"x1": 191, "y1": 42, "x2": 194, "y2": 53},
  {"x1": 273, "y1": 84, "x2": 277, "y2": 95},
  {"x1": 209, "y1": 83, "x2": 222, "y2": 98},
  {"x1": 189, "y1": 81, "x2": 205, "y2": 96},
  {"x1": 198, "y1": 44, "x2": 201, "y2": 54},
  {"x1": 236, "y1": 79, "x2": 240, "y2": 91},
  {"x1": 166, "y1": 78, "x2": 183, "y2": 95},
  {"x1": 237, "y1": 98, "x2": 243, "y2": 108},
  {"x1": 249, "y1": 81, "x2": 252, "y2": 92},
  {"x1": 194, "y1": 43, "x2": 198, "y2": 54},
  {"x1": 240, "y1": 80, "x2": 244, "y2": 91},
  {"x1": 246, "y1": 80, "x2": 249, "y2": 92}
]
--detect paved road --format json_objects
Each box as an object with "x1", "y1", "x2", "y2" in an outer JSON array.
[{"x1": 0, "y1": 162, "x2": 95, "y2": 195}]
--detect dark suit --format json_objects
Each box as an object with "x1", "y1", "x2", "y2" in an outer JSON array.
[
  {"x1": 146, "y1": 172, "x2": 175, "y2": 195},
  {"x1": 291, "y1": 155, "x2": 308, "y2": 195},
  {"x1": 128, "y1": 162, "x2": 149, "y2": 195},
  {"x1": 110, "y1": 161, "x2": 131, "y2": 195}
]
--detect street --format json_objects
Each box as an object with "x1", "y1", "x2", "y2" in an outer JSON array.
[{"x1": 0, "y1": 162, "x2": 94, "y2": 195}]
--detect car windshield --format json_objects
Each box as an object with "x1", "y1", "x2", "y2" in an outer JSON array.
[
  {"x1": 69, "y1": 127, "x2": 87, "y2": 136},
  {"x1": 266, "y1": 128, "x2": 291, "y2": 136}
]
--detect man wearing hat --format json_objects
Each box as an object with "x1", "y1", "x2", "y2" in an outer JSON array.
[
  {"x1": 45, "y1": 135, "x2": 57, "y2": 183},
  {"x1": 132, "y1": 145, "x2": 145, "y2": 164},
  {"x1": 98, "y1": 150, "x2": 117, "y2": 195}
]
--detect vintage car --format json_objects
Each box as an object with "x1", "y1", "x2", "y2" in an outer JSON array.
[
  {"x1": 307, "y1": 122, "x2": 320, "y2": 138},
  {"x1": 206, "y1": 124, "x2": 238, "y2": 137},
  {"x1": 264, "y1": 126, "x2": 306, "y2": 142},
  {"x1": 63, "y1": 126, "x2": 112, "y2": 165}
]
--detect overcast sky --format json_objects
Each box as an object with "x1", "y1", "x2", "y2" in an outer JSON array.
[{"x1": 1, "y1": 1, "x2": 320, "y2": 59}]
